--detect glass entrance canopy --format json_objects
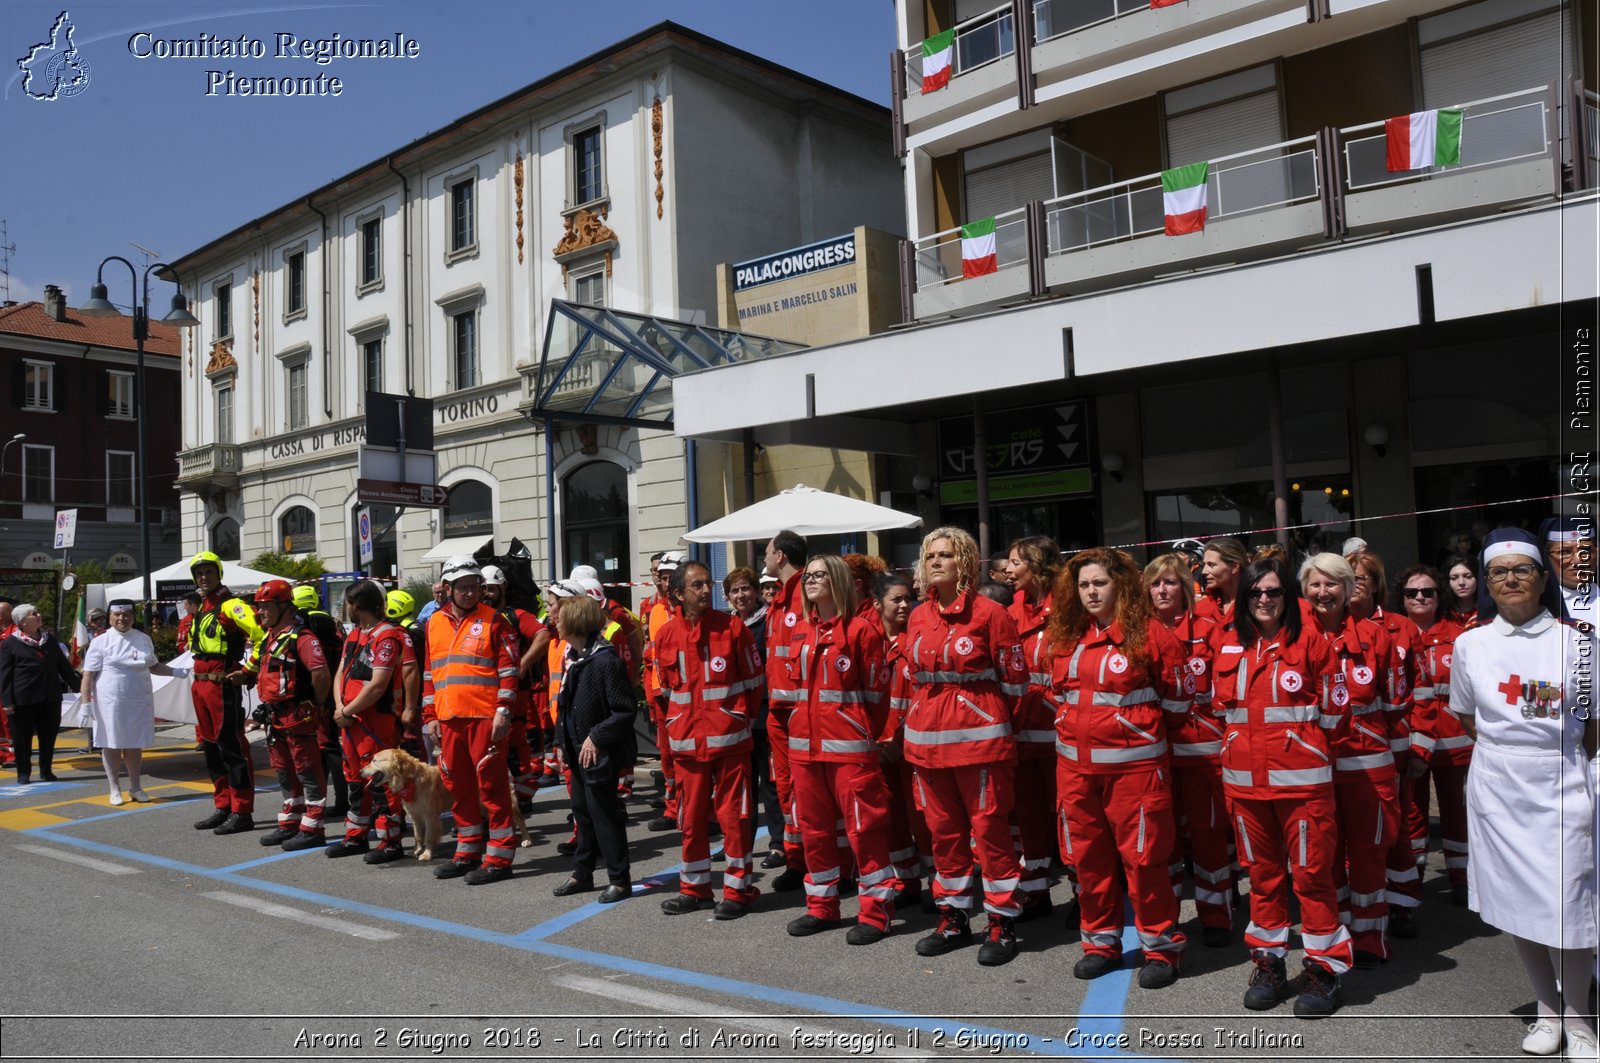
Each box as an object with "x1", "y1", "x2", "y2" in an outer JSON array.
[{"x1": 531, "y1": 300, "x2": 807, "y2": 427}]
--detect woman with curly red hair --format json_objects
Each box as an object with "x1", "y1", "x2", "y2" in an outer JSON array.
[{"x1": 1049, "y1": 549, "x2": 1191, "y2": 989}]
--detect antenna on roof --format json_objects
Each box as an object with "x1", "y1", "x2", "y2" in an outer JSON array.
[
  {"x1": 0, "y1": 220, "x2": 15, "y2": 306},
  {"x1": 129, "y1": 241, "x2": 161, "y2": 271}
]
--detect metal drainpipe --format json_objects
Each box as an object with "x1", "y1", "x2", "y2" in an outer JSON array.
[
  {"x1": 305, "y1": 195, "x2": 331, "y2": 418},
  {"x1": 685, "y1": 437, "x2": 700, "y2": 564},
  {"x1": 386, "y1": 155, "x2": 413, "y2": 395},
  {"x1": 1267, "y1": 355, "x2": 1291, "y2": 551},
  {"x1": 545, "y1": 417, "x2": 558, "y2": 580}
]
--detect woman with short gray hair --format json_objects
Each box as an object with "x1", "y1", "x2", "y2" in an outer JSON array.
[{"x1": 0, "y1": 603, "x2": 80, "y2": 784}]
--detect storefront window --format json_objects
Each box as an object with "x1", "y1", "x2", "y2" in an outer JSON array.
[
  {"x1": 211, "y1": 518, "x2": 240, "y2": 560},
  {"x1": 1147, "y1": 477, "x2": 1354, "y2": 560},
  {"x1": 443, "y1": 480, "x2": 493, "y2": 538},
  {"x1": 563, "y1": 462, "x2": 630, "y2": 598},
  {"x1": 1413, "y1": 458, "x2": 1556, "y2": 569}
]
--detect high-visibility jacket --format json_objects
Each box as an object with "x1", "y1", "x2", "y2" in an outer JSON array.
[
  {"x1": 784, "y1": 611, "x2": 891, "y2": 764},
  {"x1": 1160, "y1": 611, "x2": 1224, "y2": 761},
  {"x1": 766, "y1": 571, "x2": 805, "y2": 709},
  {"x1": 901, "y1": 588, "x2": 1027, "y2": 770},
  {"x1": 1007, "y1": 591, "x2": 1056, "y2": 761},
  {"x1": 422, "y1": 605, "x2": 519, "y2": 723},
  {"x1": 1212, "y1": 624, "x2": 1344, "y2": 799},
  {"x1": 655, "y1": 608, "x2": 762, "y2": 761},
  {"x1": 642, "y1": 597, "x2": 676, "y2": 704},
  {"x1": 546, "y1": 633, "x2": 569, "y2": 725},
  {"x1": 1310, "y1": 614, "x2": 1399, "y2": 781},
  {"x1": 191, "y1": 587, "x2": 264, "y2": 669},
  {"x1": 1366, "y1": 605, "x2": 1418, "y2": 759},
  {"x1": 1407, "y1": 616, "x2": 1472, "y2": 765},
  {"x1": 245, "y1": 621, "x2": 325, "y2": 706},
  {"x1": 1049, "y1": 617, "x2": 1191, "y2": 774}
]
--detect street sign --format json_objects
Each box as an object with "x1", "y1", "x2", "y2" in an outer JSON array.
[
  {"x1": 53, "y1": 509, "x2": 78, "y2": 549},
  {"x1": 357, "y1": 478, "x2": 448, "y2": 507},
  {"x1": 357, "y1": 506, "x2": 375, "y2": 565},
  {"x1": 358, "y1": 445, "x2": 438, "y2": 484},
  {"x1": 365, "y1": 392, "x2": 434, "y2": 450}
]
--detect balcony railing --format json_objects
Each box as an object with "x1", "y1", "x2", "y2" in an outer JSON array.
[
  {"x1": 1033, "y1": 0, "x2": 1149, "y2": 44},
  {"x1": 911, "y1": 207, "x2": 1030, "y2": 290},
  {"x1": 1586, "y1": 90, "x2": 1599, "y2": 188},
  {"x1": 1043, "y1": 137, "x2": 1320, "y2": 253},
  {"x1": 902, "y1": 5, "x2": 1016, "y2": 96},
  {"x1": 1341, "y1": 86, "x2": 1551, "y2": 191},
  {"x1": 175, "y1": 443, "x2": 242, "y2": 488}
]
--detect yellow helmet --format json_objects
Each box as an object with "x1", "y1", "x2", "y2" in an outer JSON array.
[
  {"x1": 291, "y1": 585, "x2": 321, "y2": 611},
  {"x1": 189, "y1": 550, "x2": 223, "y2": 574},
  {"x1": 385, "y1": 589, "x2": 416, "y2": 622}
]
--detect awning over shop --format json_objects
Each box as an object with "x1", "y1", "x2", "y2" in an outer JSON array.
[
  {"x1": 527, "y1": 300, "x2": 807, "y2": 429},
  {"x1": 418, "y1": 535, "x2": 495, "y2": 565}
]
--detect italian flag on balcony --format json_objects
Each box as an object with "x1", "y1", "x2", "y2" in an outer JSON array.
[
  {"x1": 1161, "y1": 161, "x2": 1209, "y2": 235},
  {"x1": 921, "y1": 29, "x2": 956, "y2": 93},
  {"x1": 960, "y1": 217, "x2": 998, "y2": 277},
  {"x1": 1384, "y1": 108, "x2": 1463, "y2": 172}
]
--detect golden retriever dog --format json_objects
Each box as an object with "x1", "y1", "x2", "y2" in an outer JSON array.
[{"x1": 362, "y1": 747, "x2": 534, "y2": 861}]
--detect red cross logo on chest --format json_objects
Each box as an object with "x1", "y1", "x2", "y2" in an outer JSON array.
[{"x1": 1497, "y1": 674, "x2": 1523, "y2": 705}]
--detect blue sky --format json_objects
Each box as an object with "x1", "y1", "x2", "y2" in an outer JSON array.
[{"x1": 0, "y1": 1, "x2": 895, "y2": 310}]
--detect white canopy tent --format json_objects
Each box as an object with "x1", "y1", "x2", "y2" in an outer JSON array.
[
  {"x1": 103, "y1": 559, "x2": 282, "y2": 601},
  {"x1": 681, "y1": 484, "x2": 923, "y2": 544}
]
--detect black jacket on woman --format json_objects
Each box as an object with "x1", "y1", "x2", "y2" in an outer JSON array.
[
  {"x1": 557, "y1": 638, "x2": 637, "y2": 780},
  {"x1": 0, "y1": 631, "x2": 78, "y2": 708}
]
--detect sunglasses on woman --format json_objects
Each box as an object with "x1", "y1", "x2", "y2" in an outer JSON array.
[
  {"x1": 1247, "y1": 587, "x2": 1285, "y2": 600},
  {"x1": 1402, "y1": 587, "x2": 1438, "y2": 599}
]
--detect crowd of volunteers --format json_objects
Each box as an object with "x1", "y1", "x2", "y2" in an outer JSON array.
[{"x1": 2, "y1": 516, "x2": 1593, "y2": 1051}]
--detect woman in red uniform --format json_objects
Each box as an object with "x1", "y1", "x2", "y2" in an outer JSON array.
[
  {"x1": 1301, "y1": 552, "x2": 1405, "y2": 967},
  {"x1": 1443, "y1": 554, "x2": 1481, "y2": 626},
  {"x1": 783, "y1": 554, "x2": 898, "y2": 944},
  {"x1": 1196, "y1": 538, "x2": 1248, "y2": 625},
  {"x1": 902, "y1": 526, "x2": 1028, "y2": 967},
  {"x1": 1214, "y1": 556, "x2": 1351, "y2": 1018},
  {"x1": 1003, "y1": 534, "x2": 1062, "y2": 923},
  {"x1": 1144, "y1": 551, "x2": 1232, "y2": 946},
  {"x1": 1049, "y1": 549, "x2": 1190, "y2": 988},
  {"x1": 1345, "y1": 548, "x2": 1423, "y2": 934},
  {"x1": 1396, "y1": 564, "x2": 1472, "y2": 906},
  {"x1": 876, "y1": 572, "x2": 928, "y2": 906}
]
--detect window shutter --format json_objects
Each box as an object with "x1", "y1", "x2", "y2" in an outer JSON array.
[
  {"x1": 1165, "y1": 91, "x2": 1282, "y2": 169},
  {"x1": 964, "y1": 151, "x2": 1053, "y2": 222},
  {"x1": 1420, "y1": 8, "x2": 1570, "y2": 109}
]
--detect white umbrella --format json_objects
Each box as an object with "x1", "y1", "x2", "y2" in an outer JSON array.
[
  {"x1": 682, "y1": 483, "x2": 923, "y2": 544},
  {"x1": 104, "y1": 559, "x2": 283, "y2": 601}
]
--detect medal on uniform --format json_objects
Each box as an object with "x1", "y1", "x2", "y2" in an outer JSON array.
[{"x1": 1520, "y1": 680, "x2": 1539, "y2": 719}]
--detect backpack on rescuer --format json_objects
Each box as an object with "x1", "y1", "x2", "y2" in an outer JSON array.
[{"x1": 494, "y1": 537, "x2": 544, "y2": 618}]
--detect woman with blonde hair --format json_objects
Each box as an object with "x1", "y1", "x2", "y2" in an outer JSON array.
[
  {"x1": 1049, "y1": 549, "x2": 1191, "y2": 987},
  {"x1": 1144, "y1": 552, "x2": 1232, "y2": 946},
  {"x1": 901, "y1": 527, "x2": 1028, "y2": 966},
  {"x1": 1003, "y1": 535, "x2": 1063, "y2": 922}
]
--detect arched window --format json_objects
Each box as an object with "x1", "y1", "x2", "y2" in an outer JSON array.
[
  {"x1": 352, "y1": 503, "x2": 397, "y2": 576},
  {"x1": 279, "y1": 505, "x2": 316, "y2": 553},
  {"x1": 211, "y1": 518, "x2": 241, "y2": 560},
  {"x1": 443, "y1": 480, "x2": 493, "y2": 538},
  {"x1": 562, "y1": 461, "x2": 630, "y2": 594}
]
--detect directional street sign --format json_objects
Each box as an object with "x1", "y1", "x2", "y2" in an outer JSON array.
[{"x1": 356, "y1": 478, "x2": 448, "y2": 507}]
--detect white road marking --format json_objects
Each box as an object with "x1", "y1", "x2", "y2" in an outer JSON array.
[
  {"x1": 17, "y1": 843, "x2": 141, "y2": 875},
  {"x1": 549, "y1": 974, "x2": 933, "y2": 1057},
  {"x1": 201, "y1": 890, "x2": 399, "y2": 940}
]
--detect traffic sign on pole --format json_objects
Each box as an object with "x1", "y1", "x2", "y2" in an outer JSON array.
[
  {"x1": 53, "y1": 509, "x2": 78, "y2": 549},
  {"x1": 357, "y1": 507, "x2": 375, "y2": 565}
]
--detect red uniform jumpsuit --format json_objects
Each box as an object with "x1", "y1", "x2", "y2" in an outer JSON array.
[
  {"x1": 1162, "y1": 610, "x2": 1234, "y2": 930},
  {"x1": 1052, "y1": 618, "x2": 1191, "y2": 967},
  {"x1": 1314, "y1": 614, "x2": 1405, "y2": 959},
  {"x1": 656, "y1": 608, "x2": 763, "y2": 903},
  {"x1": 0, "y1": 622, "x2": 13, "y2": 767},
  {"x1": 498, "y1": 604, "x2": 545, "y2": 804},
  {"x1": 884, "y1": 632, "x2": 932, "y2": 890},
  {"x1": 190, "y1": 589, "x2": 264, "y2": 815},
  {"x1": 246, "y1": 621, "x2": 328, "y2": 840},
  {"x1": 765, "y1": 571, "x2": 807, "y2": 872},
  {"x1": 1007, "y1": 591, "x2": 1058, "y2": 912},
  {"x1": 786, "y1": 611, "x2": 899, "y2": 930},
  {"x1": 337, "y1": 622, "x2": 408, "y2": 851},
  {"x1": 1367, "y1": 605, "x2": 1423, "y2": 912},
  {"x1": 1406, "y1": 616, "x2": 1471, "y2": 887},
  {"x1": 903, "y1": 589, "x2": 1028, "y2": 918},
  {"x1": 1214, "y1": 624, "x2": 1355, "y2": 976},
  {"x1": 643, "y1": 596, "x2": 679, "y2": 820},
  {"x1": 423, "y1": 606, "x2": 521, "y2": 870}
]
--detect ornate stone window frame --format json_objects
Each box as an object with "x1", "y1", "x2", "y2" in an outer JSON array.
[
  {"x1": 445, "y1": 164, "x2": 480, "y2": 264},
  {"x1": 564, "y1": 110, "x2": 610, "y2": 216},
  {"x1": 281, "y1": 241, "x2": 310, "y2": 325}
]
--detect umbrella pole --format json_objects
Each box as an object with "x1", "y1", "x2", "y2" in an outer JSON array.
[{"x1": 974, "y1": 400, "x2": 992, "y2": 563}]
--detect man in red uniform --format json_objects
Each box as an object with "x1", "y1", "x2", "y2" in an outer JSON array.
[
  {"x1": 654, "y1": 559, "x2": 764, "y2": 918},
  {"x1": 643, "y1": 552, "x2": 685, "y2": 831},
  {"x1": 232, "y1": 580, "x2": 332, "y2": 851},
  {"x1": 330, "y1": 580, "x2": 409, "y2": 864},
  {"x1": 482, "y1": 564, "x2": 548, "y2": 810},
  {"x1": 187, "y1": 551, "x2": 264, "y2": 835},
  {"x1": 762, "y1": 530, "x2": 808, "y2": 891},
  {"x1": 176, "y1": 592, "x2": 201, "y2": 654},
  {"x1": 423, "y1": 556, "x2": 521, "y2": 884}
]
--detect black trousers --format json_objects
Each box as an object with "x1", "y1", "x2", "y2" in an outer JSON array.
[
  {"x1": 567, "y1": 755, "x2": 631, "y2": 886},
  {"x1": 751, "y1": 726, "x2": 784, "y2": 851},
  {"x1": 11, "y1": 700, "x2": 60, "y2": 779}
]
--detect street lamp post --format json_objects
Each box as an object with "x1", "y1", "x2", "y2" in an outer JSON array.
[
  {"x1": 1, "y1": 433, "x2": 26, "y2": 499},
  {"x1": 80, "y1": 259, "x2": 198, "y2": 606}
]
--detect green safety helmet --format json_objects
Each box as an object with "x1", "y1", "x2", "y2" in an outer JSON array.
[
  {"x1": 189, "y1": 549, "x2": 223, "y2": 574},
  {"x1": 291, "y1": 585, "x2": 321, "y2": 611},
  {"x1": 385, "y1": 589, "x2": 416, "y2": 622}
]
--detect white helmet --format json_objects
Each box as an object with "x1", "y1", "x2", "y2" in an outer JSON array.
[
  {"x1": 657, "y1": 550, "x2": 688, "y2": 572},
  {"x1": 441, "y1": 555, "x2": 481, "y2": 583},
  {"x1": 576, "y1": 577, "x2": 607, "y2": 603},
  {"x1": 480, "y1": 564, "x2": 508, "y2": 587},
  {"x1": 546, "y1": 579, "x2": 582, "y2": 599},
  {"x1": 569, "y1": 564, "x2": 599, "y2": 581}
]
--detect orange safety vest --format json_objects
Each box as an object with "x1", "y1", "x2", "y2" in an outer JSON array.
[
  {"x1": 546, "y1": 634, "x2": 568, "y2": 725},
  {"x1": 424, "y1": 605, "x2": 515, "y2": 721}
]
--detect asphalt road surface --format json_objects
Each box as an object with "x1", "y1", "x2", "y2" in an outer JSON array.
[{"x1": 0, "y1": 724, "x2": 1578, "y2": 1062}]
